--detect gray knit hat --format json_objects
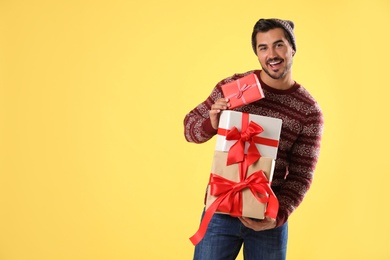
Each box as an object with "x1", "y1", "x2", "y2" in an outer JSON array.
[
  {"x1": 251, "y1": 18, "x2": 297, "y2": 53},
  {"x1": 272, "y1": 19, "x2": 296, "y2": 52}
]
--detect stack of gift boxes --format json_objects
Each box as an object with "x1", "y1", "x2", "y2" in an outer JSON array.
[{"x1": 190, "y1": 73, "x2": 283, "y2": 245}]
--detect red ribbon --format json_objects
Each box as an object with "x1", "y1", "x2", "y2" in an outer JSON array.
[
  {"x1": 235, "y1": 83, "x2": 253, "y2": 99},
  {"x1": 225, "y1": 121, "x2": 263, "y2": 166},
  {"x1": 225, "y1": 81, "x2": 256, "y2": 105},
  {"x1": 189, "y1": 169, "x2": 279, "y2": 246},
  {"x1": 217, "y1": 113, "x2": 279, "y2": 166}
]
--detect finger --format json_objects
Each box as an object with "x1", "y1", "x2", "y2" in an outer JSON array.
[
  {"x1": 211, "y1": 103, "x2": 227, "y2": 111},
  {"x1": 238, "y1": 217, "x2": 253, "y2": 227},
  {"x1": 213, "y1": 98, "x2": 230, "y2": 108},
  {"x1": 239, "y1": 217, "x2": 268, "y2": 231},
  {"x1": 216, "y1": 97, "x2": 229, "y2": 103},
  {"x1": 240, "y1": 217, "x2": 255, "y2": 222},
  {"x1": 209, "y1": 111, "x2": 221, "y2": 119}
]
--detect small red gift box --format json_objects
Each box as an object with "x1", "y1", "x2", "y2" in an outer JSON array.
[{"x1": 221, "y1": 73, "x2": 264, "y2": 109}]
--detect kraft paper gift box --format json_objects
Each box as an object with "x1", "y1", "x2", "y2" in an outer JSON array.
[
  {"x1": 205, "y1": 151, "x2": 276, "y2": 219},
  {"x1": 221, "y1": 73, "x2": 264, "y2": 109},
  {"x1": 215, "y1": 110, "x2": 282, "y2": 162},
  {"x1": 189, "y1": 151, "x2": 279, "y2": 245}
]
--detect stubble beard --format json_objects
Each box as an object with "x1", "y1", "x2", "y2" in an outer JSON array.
[{"x1": 262, "y1": 59, "x2": 293, "y2": 80}]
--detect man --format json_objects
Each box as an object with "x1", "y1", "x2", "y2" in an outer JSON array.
[{"x1": 184, "y1": 18, "x2": 323, "y2": 260}]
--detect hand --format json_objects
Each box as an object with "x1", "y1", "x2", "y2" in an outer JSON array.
[
  {"x1": 238, "y1": 216, "x2": 276, "y2": 231},
  {"x1": 209, "y1": 98, "x2": 230, "y2": 129}
]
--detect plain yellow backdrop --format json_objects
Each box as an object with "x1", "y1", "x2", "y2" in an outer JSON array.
[{"x1": 1, "y1": 0, "x2": 390, "y2": 259}]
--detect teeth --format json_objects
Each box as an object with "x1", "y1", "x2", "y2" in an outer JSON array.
[{"x1": 269, "y1": 61, "x2": 281, "y2": 65}]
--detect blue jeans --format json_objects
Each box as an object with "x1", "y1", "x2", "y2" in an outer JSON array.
[{"x1": 193, "y1": 211, "x2": 288, "y2": 260}]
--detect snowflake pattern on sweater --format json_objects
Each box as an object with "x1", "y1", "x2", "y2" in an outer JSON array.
[{"x1": 184, "y1": 70, "x2": 324, "y2": 227}]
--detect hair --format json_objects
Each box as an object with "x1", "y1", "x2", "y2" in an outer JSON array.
[{"x1": 251, "y1": 18, "x2": 295, "y2": 54}]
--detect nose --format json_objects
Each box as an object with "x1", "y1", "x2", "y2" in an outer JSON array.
[{"x1": 268, "y1": 47, "x2": 277, "y2": 58}]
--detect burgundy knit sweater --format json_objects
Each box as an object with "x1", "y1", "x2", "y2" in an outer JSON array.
[{"x1": 184, "y1": 70, "x2": 324, "y2": 227}]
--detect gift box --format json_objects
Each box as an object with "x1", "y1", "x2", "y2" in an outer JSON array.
[
  {"x1": 215, "y1": 110, "x2": 282, "y2": 165},
  {"x1": 189, "y1": 151, "x2": 279, "y2": 245},
  {"x1": 205, "y1": 151, "x2": 277, "y2": 219},
  {"x1": 221, "y1": 73, "x2": 264, "y2": 109}
]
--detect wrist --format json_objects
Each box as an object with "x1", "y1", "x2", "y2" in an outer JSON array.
[{"x1": 202, "y1": 118, "x2": 218, "y2": 135}]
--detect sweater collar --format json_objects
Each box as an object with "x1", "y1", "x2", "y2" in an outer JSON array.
[{"x1": 255, "y1": 70, "x2": 300, "y2": 95}]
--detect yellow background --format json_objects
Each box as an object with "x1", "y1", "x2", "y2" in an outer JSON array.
[{"x1": 1, "y1": 0, "x2": 389, "y2": 259}]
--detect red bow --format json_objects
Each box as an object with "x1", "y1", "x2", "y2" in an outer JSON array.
[
  {"x1": 209, "y1": 170, "x2": 275, "y2": 216},
  {"x1": 189, "y1": 170, "x2": 279, "y2": 246},
  {"x1": 225, "y1": 121, "x2": 263, "y2": 166},
  {"x1": 235, "y1": 83, "x2": 253, "y2": 99}
]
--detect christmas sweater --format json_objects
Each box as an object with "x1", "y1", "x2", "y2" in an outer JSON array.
[{"x1": 184, "y1": 70, "x2": 324, "y2": 227}]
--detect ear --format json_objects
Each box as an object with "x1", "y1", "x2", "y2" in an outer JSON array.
[{"x1": 292, "y1": 50, "x2": 296, "y2": 57}]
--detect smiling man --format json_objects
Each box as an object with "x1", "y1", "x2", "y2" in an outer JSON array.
[{"x1": 184, "y1": 18, "x2": 323, "y2": 260}]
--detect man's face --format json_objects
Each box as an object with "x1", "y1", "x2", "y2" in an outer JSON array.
[{"x1": 255, "y1": 28, "x2": 295, "y2": 80}]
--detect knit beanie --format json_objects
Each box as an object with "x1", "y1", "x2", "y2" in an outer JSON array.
[
  {"x1": 252, "y1": 18, "x2": 297, "y2": 53},
  {"x1": 272, "y1": 19, "x2": 296, "y2": 52}
]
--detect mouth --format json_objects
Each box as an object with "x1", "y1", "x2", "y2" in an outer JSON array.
[{"x1": 267, "y1": 59, "x2": 283, "y2": 70}]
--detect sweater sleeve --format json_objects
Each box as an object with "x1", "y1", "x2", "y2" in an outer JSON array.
[
  {"x1": 183, "y1": 83, "x2": 224, "y2": 144},
  {"x1": 275, "y1": 104, "x2": 324, "y2": 227}
]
